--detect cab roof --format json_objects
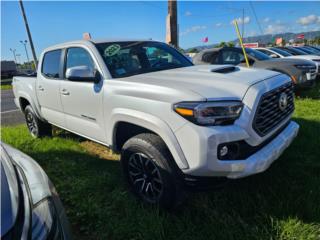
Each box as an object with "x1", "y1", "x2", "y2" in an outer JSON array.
[{"x1": 43, "y1": 38, "x2": 154, "y2": 52}]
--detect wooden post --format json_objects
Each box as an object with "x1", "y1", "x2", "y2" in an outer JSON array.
[
  {"x1": 19, "y1": 0, "x2": 38, "y2": 69},
  {"x1": 166, "y1": 0, "x2": 178, "y2": 47}
]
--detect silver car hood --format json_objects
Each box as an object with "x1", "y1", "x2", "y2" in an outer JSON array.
[
  {"x1": 1, "y1": 155, "x2": 19, "y2": 236},
  {"x1": 3, "y1": 143, "x2": 52, "y2": 205},
  {"x1": 123, "y1": 65, "x2": 282, "y2": 100}
]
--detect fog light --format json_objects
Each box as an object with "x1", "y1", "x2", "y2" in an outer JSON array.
[{"x1": 220, "y1": 145, "x2": 228, "y2": 157}]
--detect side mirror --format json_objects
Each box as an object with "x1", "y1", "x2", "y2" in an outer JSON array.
[
  {"x1": 270, "y1": 54, "x2": 279, "y2": 58},
  {"x1": 66, "y1": 66, "x2": 101, "y2": 84}
]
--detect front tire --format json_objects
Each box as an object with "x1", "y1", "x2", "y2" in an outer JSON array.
[
  {"x1": 121, "y1": 133, "x2": 185, "y2": 209},
  {"x1": 24, "y1": 105, "x2": 52, "y2": 138}
]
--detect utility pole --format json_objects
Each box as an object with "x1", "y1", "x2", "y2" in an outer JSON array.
[
  {"x1": 9, "y1": 48, "x2": 17, "y2": 63},
  {"x1": 19, "y1": 0, "x2": 38, "y2": 69},
  {"x1": 20, "y1": 40, "x2": 31, "y2": 69},
  {"x1": 166, "y1": 0, "x2": 178, "y2": 48}
]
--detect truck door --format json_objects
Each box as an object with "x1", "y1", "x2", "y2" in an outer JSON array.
[
  {"x1": 60, "y1": 47, "x2": 106, "y2": 142},
  {"x1": 37, "y1": 49, "x2": 65, "y2": 127}
]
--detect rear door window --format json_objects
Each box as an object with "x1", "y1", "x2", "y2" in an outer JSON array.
[{"x1": 41, "y1": 49, "x2": 62, "y2": 79}]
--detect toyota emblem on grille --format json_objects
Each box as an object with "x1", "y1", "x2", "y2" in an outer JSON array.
[{"x1": 279, "y1": 93, "x2": 288, "y2": 111}]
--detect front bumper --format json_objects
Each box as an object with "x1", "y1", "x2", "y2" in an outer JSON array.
[
  {"x1": 175, "y1": 120, "x2": 299, "y2": 179},
  {"x1": 225, "y1": 121, "x2": 299, "y2": 178}
]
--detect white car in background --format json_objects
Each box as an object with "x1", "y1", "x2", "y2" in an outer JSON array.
[{"x1": 255, "y1": 47, "x2": 320, "y2": 75}]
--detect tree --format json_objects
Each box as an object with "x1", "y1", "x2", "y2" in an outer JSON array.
[
  {"x1": 227, "y1": 42, "x2": 235, "y2": 47},
  {"x1": 218, "y1": 41, "x2": 227, "y2": 47},
  {"x1": 281, "y1": 39, "x2": 286, "y2": 46},
  {"x1": 313, "y1": 37, "x2": 320, "y2": 45},
  {"x1": 189, "y1": 48, "x2": 199, "y2": 53}
]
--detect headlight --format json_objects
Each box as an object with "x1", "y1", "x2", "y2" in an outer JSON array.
[
  {"x1": 32, "y1": 198, "x2": 62, "y2": 239},
  {"x1": 174, "y1": 101, "x2": 243, "y2": 126},
  {"x1": 294, "y1": 64, "x2": 315, "y2": 70}
]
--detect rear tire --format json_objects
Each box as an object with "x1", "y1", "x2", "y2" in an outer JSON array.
[
  {"x1": 24, "y1": 105, "x2": 52, "y2": 138},
  {"x1": 121, "y1": 133, "x2": 186, "y2": 209}
]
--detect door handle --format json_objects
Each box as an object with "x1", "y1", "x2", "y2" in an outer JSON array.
[
  {"x1": 61, "y1": 89, "x2": 70, "y2": 95},
  {"x1": 38, "y1": 86, "x2": 44, "y2": 91}
]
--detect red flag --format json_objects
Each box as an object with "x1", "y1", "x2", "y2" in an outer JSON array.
[
  {"x1": 202, "y1": 37, "x2": 208, "y2": 43},
  {"x1": 297, "y1": 34, "x2": 305, "y2": 39}
]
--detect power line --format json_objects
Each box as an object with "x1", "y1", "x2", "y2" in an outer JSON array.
[
  {"x1": 249, "y1": 1, "x2": 264, "y2": 35},
  {"x1": 139, "y1": 1, "x2": 166, "y2": 10},
  {"x1": 186, "y1": 12, "x2": 238, "y2": 19}
]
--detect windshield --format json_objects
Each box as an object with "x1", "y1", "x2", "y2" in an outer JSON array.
[
  {"x1": 285, "y1": 47, "x2": 307, "y2": 55},
  {"x1": 95, "y1": 41, "x2": 192, "y2": 78},
  {"x1": 297, "y1": 47, "x2": 313, "y2": 54},
  {"x1": 270, "y1": 47, "x2": 292, "y2": 57},
  {"x1": 245, "y1": 48, "x2": 270, "y2": 61},
  {"x1": 305, "y1": 47, "x2": 320, "y2": 54}
]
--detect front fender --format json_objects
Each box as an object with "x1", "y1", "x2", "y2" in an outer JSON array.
[{"x1": 109, "y1": 108, "x2": 189, "y2": 170}]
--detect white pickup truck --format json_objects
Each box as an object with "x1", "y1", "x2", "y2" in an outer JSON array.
[{"x1": 13, "y1": 39, "x2": 299, "y2": 208}]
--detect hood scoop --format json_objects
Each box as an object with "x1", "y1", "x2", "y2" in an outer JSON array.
[
  {"x1": 210, "y1": 65, "x2": 239, "y2": 74},
  {"x1": 197, "y1": 65, "x2": 239, "y2": 74}
]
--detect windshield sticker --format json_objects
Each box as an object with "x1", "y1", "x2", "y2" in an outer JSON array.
[{"x1": 104, "y1": 44, "x2": 121, "y2": 57}]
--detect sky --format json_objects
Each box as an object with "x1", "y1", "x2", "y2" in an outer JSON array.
[{"x1": 1, "y1": 1, "x2": 320, "y2": 62}]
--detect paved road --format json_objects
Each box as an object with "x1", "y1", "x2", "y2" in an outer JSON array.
[{"x1": 1, "y1": 89, "x2": 25, "y2": 126}]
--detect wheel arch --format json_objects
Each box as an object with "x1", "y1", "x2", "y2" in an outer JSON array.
[
  {"x1": 17, "y1": 92, "x2": 44, "y2": 120},
  {"x1": 109, "y1": 108, "x2": 189, "y2": 170}
]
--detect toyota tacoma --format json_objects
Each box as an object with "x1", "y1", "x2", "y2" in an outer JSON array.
[{"x1": 12, "y1": 39, "x2": 299, "y2": 208}]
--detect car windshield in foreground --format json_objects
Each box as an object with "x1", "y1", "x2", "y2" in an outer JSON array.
[
  {"x1": 270, "y1": 47, "x2": 292, "y2": 57},
  {"x1": 95, "y1": 41, "x2": 192, "y2": 78},
  {"x1": 245, "y1": 48, "x2": 270, "y2": 61}
]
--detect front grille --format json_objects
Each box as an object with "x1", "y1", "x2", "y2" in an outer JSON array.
[{"x1": 253, "y1": 82, "x2": 294, "y2": 137}]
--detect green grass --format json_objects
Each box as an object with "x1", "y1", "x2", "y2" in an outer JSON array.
[
  {"x1": 1, "y1": 84, "x2": 12, "y2": 90},
  {"x1": 1, "y1": 84, "x2": 320, "y2": 240},
  {"x1": 1, "y1": 78, "x2": 13, "y2": 90}
]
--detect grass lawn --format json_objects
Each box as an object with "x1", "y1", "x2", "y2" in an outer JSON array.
[
  {"x1": 1, "y1": 82, "x2": 320, "y2": 240},
  {"x1": 1, "y1": 78, "x2": 13, "y2": 90},
  {"x1": 1, "y1": 84, "x2": 13, "y2": 90}
]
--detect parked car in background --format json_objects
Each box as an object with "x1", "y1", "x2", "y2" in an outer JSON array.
[
  {"x1": 12, "y1": 39, "x2": 299, "y2": 208},
  {"x1": 295, "y1": 46, "x2": 320, "y2": 56},
  {"x1": 193, "y1": 47, "x2": 317, "y2": 87},
  {"x1": 1, "y1": 61, "x2": 17, "y2": 78},
  {"x1": 278, "y1": 46, "x2": 313, "y2": 56},
  {"x1": 308, "y1": 46, "x2": 320, "y2": 52},
  {"x1": 255, "y1": 47, "x2": 320, "y2": 76},
  {"x1": 0, "y1": 142, "x2": 72, "y2": 239}
]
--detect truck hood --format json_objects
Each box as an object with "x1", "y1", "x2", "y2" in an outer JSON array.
[{"x1": 124, "y1": 65, "x2": 281, "y2": 100}]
